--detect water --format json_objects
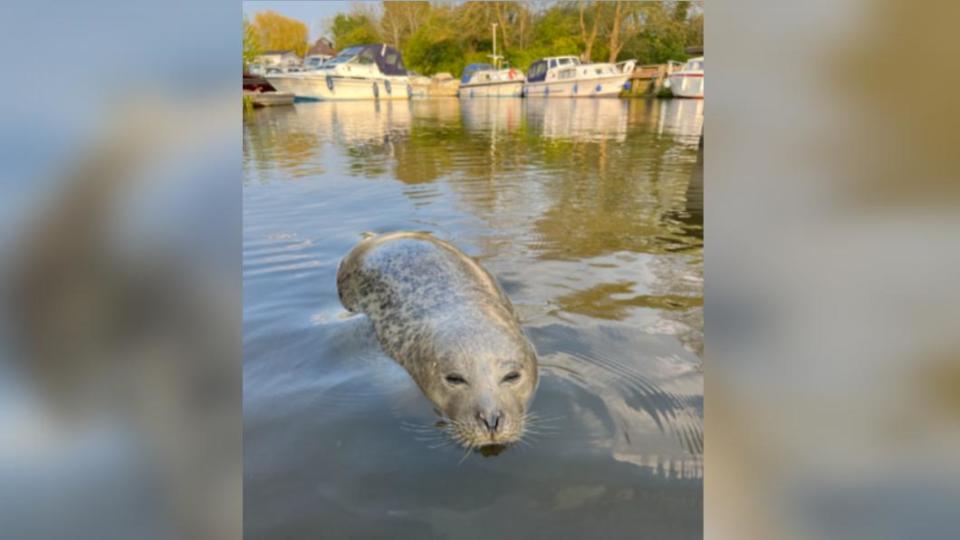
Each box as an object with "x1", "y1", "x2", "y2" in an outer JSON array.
[{"x1": 244, "y1": 97, "x2": 703, "y2": 539}]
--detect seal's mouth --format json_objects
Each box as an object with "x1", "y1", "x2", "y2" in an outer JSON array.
[
  {"x1": 444, "y1": 418, "x2": 524, "y2": 450},
  {"x1": 477, "y1": 444, "x2": 507, "y2": 457}
]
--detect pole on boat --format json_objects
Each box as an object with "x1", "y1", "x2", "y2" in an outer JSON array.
[{"x1": 491, "y1": 23, "x2": 499, "y2": 70}]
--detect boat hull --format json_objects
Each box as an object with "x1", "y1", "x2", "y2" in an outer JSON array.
[
  {"x1": 524, "y1": 74, "x2": 630, "y2": 98},
  {"x1": 459, "y1": 80, "x2": 524, "y2": 98},
  {"x1": 265, "y1": 73, "x2": 411, "y2": 101},
  {"x1": 666, "y1": 73, "x2": 704, "y2": 99},
  {"x1": 428, "y1": 80, "x2": 460, "y2": 97}
]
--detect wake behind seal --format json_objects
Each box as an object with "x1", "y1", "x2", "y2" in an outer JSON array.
[{"x1": 336, "y1": 232, "x2": 538, "y2": 450}]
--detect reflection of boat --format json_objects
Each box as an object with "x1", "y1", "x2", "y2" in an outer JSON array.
[
  {"x1": 266, "y1": 44, "x2": 411, "y2": 101},
  {"x1": 459, "y1": 98, "x2": 522, "y2": 132},
  {"x1": 529, "y1": 99, "x2": 630, "y2": 141},
  {"x1": 655, "y1": 99, "x2": 704, "y2": 143},
  {"x1": 458, "y1": 64, "x2": 525, "y2": 97},
  {"x1": 322, "y1": 101, "x2": 413, "y2": 143},
  {"x1": 524, "y1": 56, "x2": 636, "y2": 98},
  {"x1": 665, "y1": 57, "x2": 704, "y2": 99}
]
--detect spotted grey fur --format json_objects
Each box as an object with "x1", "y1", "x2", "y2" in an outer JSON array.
[{"x1": 337, "y1": 232, "x2": 538, "y2": 449}]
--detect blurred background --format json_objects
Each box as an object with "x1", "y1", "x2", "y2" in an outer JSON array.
[
  {"x1": 0, "y1": 0, "x2": 957, "y2": 539},
  {"x1": 707, "y1": 1, "x2": 960, "y2": 539},
  {"x1": 0, "y1": 1, "x2": 239, "y2": 539}
]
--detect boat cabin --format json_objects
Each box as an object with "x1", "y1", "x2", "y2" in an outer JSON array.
[
  {"x1": 324, "y1": 44, "x2": 408, "y2": 75},
  {"x1": 681, "y1": 57, "x2": 704, "y2": 72},
  {"x1": 526, "y1": 56, "x2": 581, "y2": 82},
  {"x1": 461, "y1": 63, "x2": 494, "y2": 84}
]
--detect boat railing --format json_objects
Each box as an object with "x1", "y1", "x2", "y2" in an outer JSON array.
[
  {"x1": 666, "y1": 60, "x2": 685, "y2": 74},
  {"x1": 617, "y1": 59, "x2": 638, "y2": 74}
]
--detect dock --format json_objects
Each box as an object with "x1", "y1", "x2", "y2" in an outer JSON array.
[{"x1": 244, "y1": 90, "x2": 294, "y2": 107}]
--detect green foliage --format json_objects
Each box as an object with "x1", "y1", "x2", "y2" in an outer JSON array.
[
  {"x1": 243, "y1": 18, "x2": 260, "y2": 70},
  {"x1": 620, "y1": 3, "x2": 694, "y2": 64},
  {"x1": 312, "y1": 1, "x2": 705, "y2": 76},
  {"x1": 252, "y1": 10, "x2": 309, "y2": 56},
  {"x1": 330, "y1": 12, "x2": 382, "y2": 50}
]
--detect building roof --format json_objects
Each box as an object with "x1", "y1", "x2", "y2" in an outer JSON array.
[{"x1": 308, "y1": 38, "x2": 336, "y2": 57}]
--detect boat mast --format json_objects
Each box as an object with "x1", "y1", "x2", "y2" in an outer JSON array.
[{"x1": 489, "y1": 23, "x2": 501, "y2": 70}]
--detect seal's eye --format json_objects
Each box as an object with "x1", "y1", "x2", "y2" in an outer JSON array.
[
  {"x1": 445, "y1": 374, "x2": 467, "y2": 385},
  {"x1": 502, "y1": 371, "x2": 521, "y2": 383}
]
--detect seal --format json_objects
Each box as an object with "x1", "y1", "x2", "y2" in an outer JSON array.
[{"x1": 337, "y1": 232, "x2": 538, "y2": 449}]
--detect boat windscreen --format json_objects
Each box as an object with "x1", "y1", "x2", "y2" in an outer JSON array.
[
  {"x1": 461, "y1": 63, "x2": 493, "y2": 83},
  {"x1": 526, "y1": 60, "x2": 548, "y2": 83}
]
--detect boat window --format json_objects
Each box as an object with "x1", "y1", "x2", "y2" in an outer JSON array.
[
  {"x1": 526, "y1": 60, "x2": 548, "y2": 82},
  {"x1": 549, "y1": 59, "x2": 557, "y2": 68},
  {"x1": 357, "y1": 49, "x2": 376, "y2": 65},
  {"x1": 558, "y1": 58, "x2": 570, "y2": 66}
]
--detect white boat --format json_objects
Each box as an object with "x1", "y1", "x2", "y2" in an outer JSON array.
[
  {"x1": 427, "y1": 73, "x2": 460, "y2": 97},
  {"x1": 266, "y1": 44, "x2": 411, "y2": 101},
  {"x1": 408, "y1": 74, "x2": 431, "y2": 99},
  {"x1": 665, "y1": 56, "x2": 704, "y2": 99},
  {"x1": 458, "y1": 23, "x2": 525, "y2": 98},
  {"x1": 458, "y1": 64, "x2": 525, "y2": 97},
  {"x1": 523, "y1": 56, "x2": 636, "y2": 98}
]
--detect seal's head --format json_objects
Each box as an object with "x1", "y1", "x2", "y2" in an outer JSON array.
[{"x1": 418, "y1": 327, "x2": 538, "y2": 449}]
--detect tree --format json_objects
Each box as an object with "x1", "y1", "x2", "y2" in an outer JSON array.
[
  {"x1": 578, "y1": 1, "x2": 600, "y2": 61},
  {"x1": 686, "y1": 12, "x2": 703, "y2": 48},
  {"x1": 243, "y1": 17, "x2": 260, "y2": 70},
  {"x1": 380, "y1": 1, "x2": 429, "y2": 49},
  {"x1": 618, "y1": 2, "x2": 693, "y2": 64},
  {"x1": 404, "y1": 6, "x2": 467, "y2": 75},
  {"x1": 252, "y1": 11, "x2": 309, "y2": 56},
  {"x1": 330, "y1": 6, "x2": 382, "y2": 50},
  {"x1": 302, "y1": 0, "x2": 706, "y2": 75}
]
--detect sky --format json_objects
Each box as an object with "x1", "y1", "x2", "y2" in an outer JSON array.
[{"x1": 242, "y1": 1, "x2": 373, "y2": 42}]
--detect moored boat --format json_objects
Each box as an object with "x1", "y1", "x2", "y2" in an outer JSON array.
[
  {"x1": 408, "y1": 73, "x2": 432, "y2": 98},
  {"x1": 243, "y1": 72, "x2": 276, "y2": 92},
  {"x1": 457, "y1": 22, "x2": 525, "y2": 98},
  {"x1": 266, "y1": 44, "x2": 411, "y2": 101},
  {"x1": 458, "y1": 64, "x2": 525, "y2": 98},
  {"x1": 523, "y1": 56, "x2": 636, "y2": 98},
  {"x1": 427, "y1": 73, "x2": 460, "y2": 97},
  {"x1": 665, "y1": 56, "x2": 704, "y2": 99}
]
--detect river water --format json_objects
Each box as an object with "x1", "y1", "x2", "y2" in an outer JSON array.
[{"x1": 244, "y1": 97, "x2": 703, "y2": 539}]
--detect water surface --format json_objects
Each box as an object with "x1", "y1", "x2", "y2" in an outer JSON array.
[{"x1": 244, "y1": 97, "x2": 703, "y2": 539}]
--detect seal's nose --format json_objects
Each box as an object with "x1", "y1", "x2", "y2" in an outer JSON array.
[{"x1": 477, "y1": 410, "x2": 502, "y2": 434}]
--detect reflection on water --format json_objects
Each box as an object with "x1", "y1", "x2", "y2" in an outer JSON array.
[{"x1": 244, "y1": 98, "x2": 703, "y2": 539}]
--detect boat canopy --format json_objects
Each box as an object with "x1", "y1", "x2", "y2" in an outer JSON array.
[
  {"x1": 461, "y1": 63, "x2": 494, "y2": 83},
  {"x1": 328, "y1": 44, "x2": 408, "y2": 75},
  {"x1": 526, "y1": 60, "x2": 548, "y2": 82}
]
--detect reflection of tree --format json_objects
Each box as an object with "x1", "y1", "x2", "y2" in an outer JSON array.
[
  {"x1": 531, "y1": 122, "x2": 698, "y2": 260},
  {"x1": 243, "y1": 106, "x2": 324, "y2": 181},
  {"x1": 244, "y1": 99, "x2": 703, "y2": 351},
  {"x1": 555, "y1": 281, "x2": 702, "y2": 320}
]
